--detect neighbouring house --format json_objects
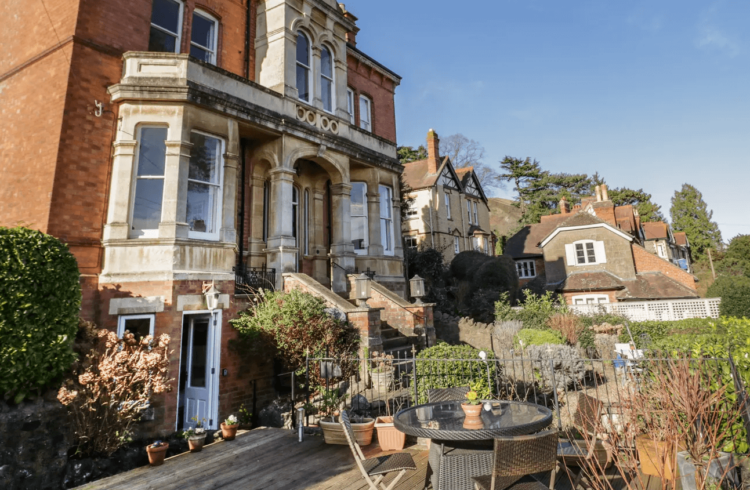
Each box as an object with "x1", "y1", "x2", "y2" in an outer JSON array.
[
  {"x1": 642, "y1": 222, "x2": 693, "y2": 273},
  {"x1": 506, "y1": 185, "x2": 699, "y2": 305},
  {"x1": 401, "y1": 130, "x2": 495, "y2": 261},
  {"x1": 1, "y1": 0, "x2": 434, "y2": 437}
]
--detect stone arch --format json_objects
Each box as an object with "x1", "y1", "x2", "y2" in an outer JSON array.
[
  {"x1": 317, "y1": 33, "x2": 341, "y2": 59},
  {"x1": 283, "y1": 146, "x2": 348, "y2": 185},
  {"x1": 290, "y1": 19, "x2": 318, "y2": 46}
]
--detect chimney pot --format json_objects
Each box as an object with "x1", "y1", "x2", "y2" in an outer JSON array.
[
  {"x1": 601, "y1": 184, "x2": 609, "y2": 201},
  {"x1": 595, "y1": 186, "x2": 602, "y2": 202},
  {"x1": 559, "y1": 197, "x2": 570, "y2": 215}
]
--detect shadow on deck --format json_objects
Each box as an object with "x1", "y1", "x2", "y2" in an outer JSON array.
[{"x1": 75, "y1": 428, "x2": 662, "y2": 490}]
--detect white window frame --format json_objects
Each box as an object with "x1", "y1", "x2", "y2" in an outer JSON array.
[
  {"x1": 117, "y1": 314, "x2": 155, "y2": 339},
  {"x1": 472, "y1": 236, "x2": 480, "y2": 251},
  {"x1": 571, "y1": 294, "x2": 610, "y2": 305},
  {"x1": 454, "y1": 236, "x2": 460, "y2": 254},
  {"x1": 516, "y1": 259, "x2": 537, "y2": 279},
  {"x1": 444, "y1": 192, "x2": 452, "y2": 220},
  {"x1": 657, "y1": 242, "x2": 667, "y2": 258},
  {"x1": 347, "y1": 88, "x2": 355, "y2": 124},
  {"x1": 296, "y1": 31, "x2": 311, "y2": 103},
  {"x1": 405, "y1": 199, "x2": 418, "y2": 219},
  {"x1": 149, "y1": 0, "x2": 184, "y2": 54},
  {"x1": 379, "y1": 185, "x2": 394, "y2": 256},
  {"x1": 186, "y1": 130, "x2": 224, "y2": 241},
  {"x1": 473, "y1": 201, "x2": 478, "y2": 225},
  {"x1": 405, "y1": 236, "x2": 418, "y2": 249},
  {"x1": 130, "y1": 125, "x2": 168, "y2": 239},
  {"x1": 190, "y1": 9, "x2": 218, "y2": 64},
  {"x1": 568, "y1": 240, "x2": 604, "y2": 266},
  {"x1": 351, "y1": 182, "x2": 368, "y2": 255},
  {"x1": 320, "y1": 45, "x2": 335, "y2": 114},
  {"x1": 359, "y1": 95, "x2": 372, "y2": 132}
]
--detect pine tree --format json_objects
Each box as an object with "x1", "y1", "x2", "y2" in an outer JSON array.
[
  {"x1": 670, "y1": 184, "x2": 722, "y2": 261},
  {"x1": 397, "y1": 145, "x2": 428, "y2": 165},
  {"x1": 498, "y1": 157, "x2": 546, "y2": 215}
]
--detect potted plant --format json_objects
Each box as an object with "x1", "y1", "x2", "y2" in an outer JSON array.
[
  {"x1": 183, "y1": 417, "x2": 207, "y2": 452},
  {"x1": 221, "y1": 414, "x2": 239, "y2": 441},
  {"x1": 374, "y1": 371, "x2": 407, "y2": 451},
  {"x1": 370, "y1": 352, "x2": 395, "y2": 393},
  {"x1": 461, "y1": 390, "x2": 483, "y2": 418},
  {"x1": 318, "y1": 388, "x2": 375, "y2": 446},
  {"x1": 146, "y1": 440, "x2": 169, "y2": 466},
  {"x1": 238, "y1": 403, "x2": 253, "y2": 430}
]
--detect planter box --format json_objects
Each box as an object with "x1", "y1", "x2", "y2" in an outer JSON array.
[
  {"x1": 559, "y1": 439, "x2": 611, "y2": 469},
  {"x1": 320, "y1": 417, "x2": 375, "y2": 446},
  {"x1": 375, "y1": 416, "x2": 406, "y2": 451},
  {"x1": 676, "y1": 451, "x2": 739, "y2": 490},
  {"x1": 635, "y1": 435, "x2": 677, "y2": 479}
]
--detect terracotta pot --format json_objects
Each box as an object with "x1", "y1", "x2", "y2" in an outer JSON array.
[
  {"x1": 146, "y1": 442, "x2": 169, "y2": 466},
  {"x1": 463, "y1": 416, "x2": 483, "y2": 430},
  {"x1": 221, "y1": 423, "x2": 239, "y2": 441},
  {"x1": 636, "y1": 434, "x2": 677, "y2": 479},
  {"x1": 461, "y1": 403, "x2": 482, "y2": 418},
  {"x1": 375, "y1": 416, "x2": 407, "y2": 451},
  {"x1": 320, "y1": 416, "x2": 375, "y2": 446},
  {"x1": 188, "y1": 434, "x2": 207, "y2": 452}
]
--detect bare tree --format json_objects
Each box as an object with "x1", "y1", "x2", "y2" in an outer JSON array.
[{"x1": 440, "y1": 134, "x2": 499, "y2": 191}]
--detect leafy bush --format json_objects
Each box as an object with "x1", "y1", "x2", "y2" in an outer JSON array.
[
  {"x1": 578, "y1": 312, "x2": 629, "y2": 329},
  {"x1": 617, "y1": 318, "x2": 715, "y2": 347},
  {"x1": 495, "y1": 290, "x2": 566, "y2": 330},
  {"x1": 58, "y1": 320, "x2": 173, "y2": 456},
  {"x1": 515, "y1": 329, "x2": 564, "y2": 347},
  {"x1": 415, "y1": 343, "x2": 496, "y2": 404},
  {"x1": 230, "y1": 289, "x2": 359, "y2": 387},
  {"x1": 578, "y1": 327, "x2": 596, "y2": 352},
  {"x1": 708, "y1": 275, "x2": 750, "y2": 318},
  {"x1": 0, "y1": 227, "x2": 81, "y2": 402}
]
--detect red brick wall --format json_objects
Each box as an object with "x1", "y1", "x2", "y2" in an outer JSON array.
[
  {"x1": 346, "y1": 52, "x2": 397, "y2": 143},
  {"x1": 631, "y1": 243, "x2": 697, "y2": 291}
]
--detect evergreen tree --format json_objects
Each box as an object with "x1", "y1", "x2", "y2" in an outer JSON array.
[
  {"x1": 670, "y1": 184, "x2": 722, "y2": 261},
  {"x1": 498, "y1": 156, "x2": 546, "y2": 215},
  {"x1": 397, "y1": 145, "x2": 428, "y2": 165}
]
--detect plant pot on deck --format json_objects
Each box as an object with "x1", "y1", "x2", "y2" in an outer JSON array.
[
  {"x1": 374, "y1": 416, "x2": 406, "y2": 451},
  {"x1": 188, "y1": 433, "x2": 207, "y2": 452},
  {"x1": 636, "y1": 434, "x2": 677, "y2": 479},
  {"x1": 146, "y1": 442, "x2": 169, "y2": 466},
  {"x1": 221, "y1": 423, "x2": 239, "y2": 441},
  {"x1": 320, "y1": 416, "x2": 375, "y2": 446},
  {"x1": 676, "y1": 451, "x2": 739, "y2": 490}
]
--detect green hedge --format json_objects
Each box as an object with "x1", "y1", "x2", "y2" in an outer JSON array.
[
  {"x1": 415, "y1": 343, "x2": 496, "y2": 404},
  {"x1": 515, "y1": 329, "x2": 564, "y2": 347},
  {"x1": 0, "y1": 227, "x2": 81, "y2": 402},
  {"x1": 708, "y1": 275, "x2": 750, "y2": 319},
  {"x1": 617, "y1": 318, "x2": 715, "y2": 347},
  {"x1": 495, "y1": 290, "x2": 566, "y2": 330}
]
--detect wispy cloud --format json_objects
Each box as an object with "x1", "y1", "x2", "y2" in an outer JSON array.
[{"x1": 695, "y1": 4, "x2": 740, "y2": 57}]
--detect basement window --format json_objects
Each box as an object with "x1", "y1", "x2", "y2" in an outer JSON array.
[{"x1": 149, "y1": 0, "x2": 184, "y2": 53}]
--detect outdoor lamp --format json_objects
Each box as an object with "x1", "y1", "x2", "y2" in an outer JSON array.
[
  {"x1": 355, "y1": 273, "x2": 372, "y2": 307},
  {"x1": 205, "y1": 282, "x2": 221, "y2": 311},
  {"x1": 410, "y1": 275, "x2": 425, "y2": 304}
]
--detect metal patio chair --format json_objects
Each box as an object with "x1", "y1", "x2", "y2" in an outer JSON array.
[
  {"x1": 472, "y1": 430, "x2": 559, "y2": 490},
  {"x1": 340, "y1": 410, "x2": 416, "y2": 490},
  {"x1": 557, "y1": 393, "x2": 613, "y2": 489},
  {"x1": 428, "y1": 386, "x2": 471, "y2": 403}
]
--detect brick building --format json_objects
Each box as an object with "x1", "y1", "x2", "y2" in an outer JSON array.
[
  {"x1": 505, "y1": 185, "x2": 699, "y2": 305},
  {"x1": 0, "y1": 0, "x2": 424, "y2": 436},
  {"x1": 401, "y1": 130, "x2": 495, "y2": 262}
]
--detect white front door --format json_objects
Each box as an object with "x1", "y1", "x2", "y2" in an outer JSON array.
[{"x1": 183, "y1": 314, "x2": 213, "y2": 429}]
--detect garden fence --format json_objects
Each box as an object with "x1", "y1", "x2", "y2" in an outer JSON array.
[{"x1": 568, "y1": 297, "x2": 721, "y2": 321}]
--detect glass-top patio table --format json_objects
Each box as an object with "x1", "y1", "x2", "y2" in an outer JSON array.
[{"x1": 394, "y1": 400, "x2": 553, "y2": 490}]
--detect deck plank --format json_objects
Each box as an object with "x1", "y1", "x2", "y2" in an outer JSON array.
[{"x1": 75, "y1": 429, "x2": 663, "y2": 490}]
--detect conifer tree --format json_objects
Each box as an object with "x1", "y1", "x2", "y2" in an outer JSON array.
[{"x1": 670, "y1": 184, "x2": 722, "y2": 261}]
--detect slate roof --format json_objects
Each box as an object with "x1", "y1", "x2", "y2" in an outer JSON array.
[
  {"x1": 401, "y1": 157, "x2": 450, "y2": 190},
  {"x1": 642, "y1": 222, "x2": 669, "y2": 240},
  {"x1": 468, "y1": 224, "x2": 489, "y2": 235},
  {"x1": 505, "y1": 214, "x2": 569, "y2": 258},
  {"x1": 614, "y1": 205, "x2": 637, "y2": 233},
  {"x1": 560, "y1": 271, "x2": 625, "y2": 291},
  {"x1": 615, "y1": 272, "x2": 699, "y2": 301}
]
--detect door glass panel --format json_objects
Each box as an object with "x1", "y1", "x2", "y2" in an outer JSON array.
[{"x1": 190, "y1": 319, "x2": 209, "y2": 388}]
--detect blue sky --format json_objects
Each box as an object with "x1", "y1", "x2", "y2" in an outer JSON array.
[{"x1": 346, "y1": 0, "x2": 749, "y2": 241}]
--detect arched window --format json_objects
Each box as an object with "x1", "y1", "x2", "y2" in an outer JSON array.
[
  {"x1": 296, "y1": 32, "x2": 311, "y2": 102},
  {"x1": 190, "y1": 10, "x2": 218, "y2": 64},
  {"x1": 320, "y1": 46, "x2": 334, "y2": 113}
]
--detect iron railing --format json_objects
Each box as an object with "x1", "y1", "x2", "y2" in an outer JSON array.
[{"x1": 233, "y1": 264, "x2": 276, "y2": 294}]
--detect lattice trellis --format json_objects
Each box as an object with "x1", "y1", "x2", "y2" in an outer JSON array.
[{"x1": 569, "y1": 298, "x2": 721, "y2": 322}]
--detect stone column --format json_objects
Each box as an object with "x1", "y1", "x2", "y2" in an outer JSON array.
[
  {"x1": 159, "y1": 140, "x2": 192, "y2": 240},
  {"x1": 220, "y1": 120, "x2": 239, "y2": 244},
  {"x1": 366, "y1": 187, "x2": 384, "y2": 257},
  {"x1": 329, "y1": 182, "x2": 355, "y2": 294},
  {"x1": 405, "y1": 304, "x2": 437, "y2": 349},
  {"x1": 311, "y1": 46, "x2": 323, "y2": 111},
  {"x1": 103, "y1": 140, "x2": 137, "y2": 241},
  {"x1": 392, "y1": 194, "x2": 404, "y2": 258},
  {"x1": 248, "y1": 174, "x2": 267, "y2": 259},
  {"x1": 266, "y1": 167, "x2": 298, "y2": 289}
]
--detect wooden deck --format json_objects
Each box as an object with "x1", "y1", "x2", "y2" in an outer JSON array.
[{"x1": 75, "y1": 428, "x2": 660, "y2": 490}]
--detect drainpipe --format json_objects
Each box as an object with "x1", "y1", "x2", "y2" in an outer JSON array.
[{"x1": 244, "y1": 0, "x2": 252, "y2": 79}]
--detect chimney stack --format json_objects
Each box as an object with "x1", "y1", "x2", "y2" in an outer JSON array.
[
  {"x1": 427, "y1": 129, "x2": 440, "y2": 174},
  {"x1": 601, "y1": 184, "x2": 609, "y2": 201},
  {"x1": 595, "y1": 185, "x2": 603, "y2": 202},
  {"x1": 559, "y1": 196, "x2": 570, "y2": 215},
  {"x1": 339, "y1": 4, "x2": 359, "y2": 46}
]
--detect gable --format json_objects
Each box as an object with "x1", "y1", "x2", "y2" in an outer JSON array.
[
  {"x1": 439, "y1": 166, "x2": 460, "y2": 189},
  {"x1": 464, "y1": 174, "x2": 481, "y2": 198}
]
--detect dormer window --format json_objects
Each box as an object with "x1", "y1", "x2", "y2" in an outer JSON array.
[
  {"x1": 296, "y1": 32, "x2": 311, "y2": 102},
  {"x1": 576, "y1": 242, "x2": 596, "y2": 264},
  {"x1": 190, "y1": 10, "x2": 218, "y2": 64},
  {"x1": 321, "y1": 46, "x2": 334, "y2": 113},
  {"x1": 565, "y1": 240, "x2": 607, "y2": 266}
]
